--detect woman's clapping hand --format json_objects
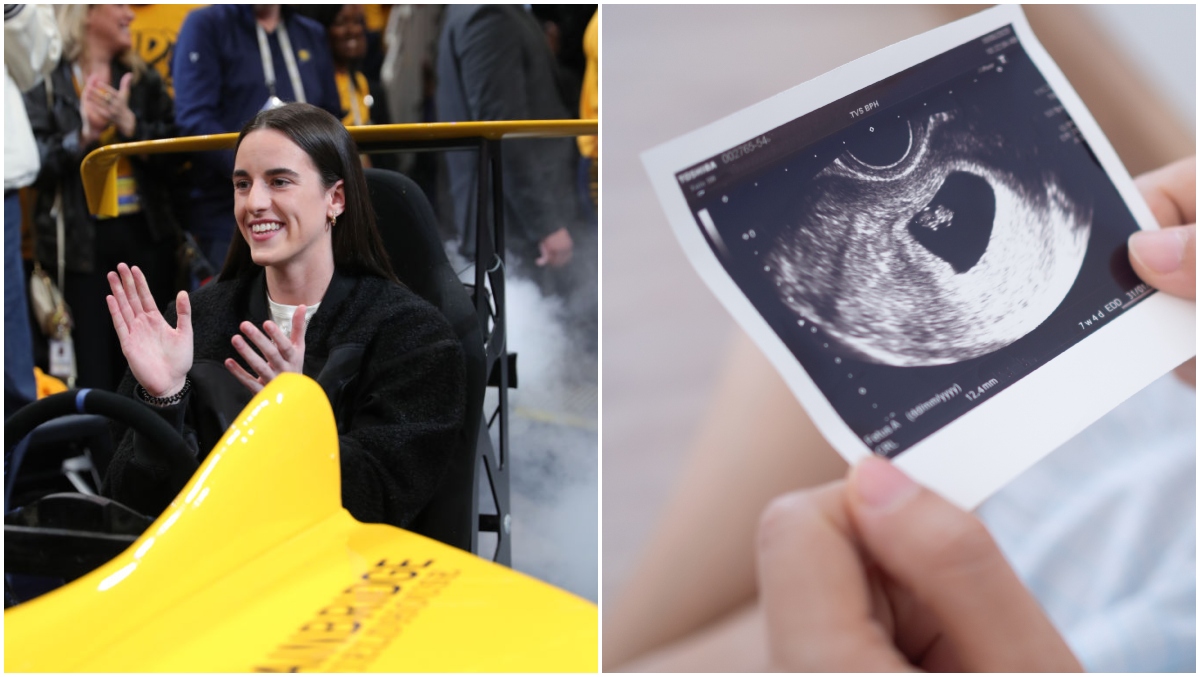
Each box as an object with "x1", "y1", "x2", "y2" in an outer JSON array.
[
  {"x1": 106, "y1": 263, "x2": 192, "y2": 398},
  {"x1": 224, "y1": 305, "x2": 308, "y2": 394}
]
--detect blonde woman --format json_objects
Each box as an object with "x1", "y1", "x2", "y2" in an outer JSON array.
[{"x1": 24, "y1": 4, "x2": 183, "y2": 391}]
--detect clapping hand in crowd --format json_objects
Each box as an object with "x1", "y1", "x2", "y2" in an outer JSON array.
[{"x1": 80, "y1": 71, "x2": 136, "y2": 145}]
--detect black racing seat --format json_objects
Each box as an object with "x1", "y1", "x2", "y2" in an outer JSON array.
[{"x1": 363, "y1": 168, "x2": 489, "y2": 554}]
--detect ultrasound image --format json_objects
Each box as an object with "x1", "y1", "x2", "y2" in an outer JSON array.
[
  {"x1": 765, "y1": 110, "x2": 1091, "y2": 366},
  {"x1": 676, "y1": 30, "x2": 1146, "y2": 456}
]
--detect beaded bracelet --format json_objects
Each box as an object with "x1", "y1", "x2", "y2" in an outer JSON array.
[{"x1": 136, "y1": 378, "x2": 192, "y2": 408}]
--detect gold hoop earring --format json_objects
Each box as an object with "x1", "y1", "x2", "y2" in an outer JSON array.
[{"x1": 328, "y1": 214, "x2": 337, "y2": 230}]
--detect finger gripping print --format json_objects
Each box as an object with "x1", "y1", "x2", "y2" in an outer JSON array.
[{"x1": 766, "y1": 111, "x2": 1091, "y2": 367}]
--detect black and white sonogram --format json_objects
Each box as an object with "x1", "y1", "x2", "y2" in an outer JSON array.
[
  {"x1": 767, "y1": 109, "x2": 1091, "y2": 367},
  {"x1": 672, "y1": 26, "x2": 1155, "y2": 458},
  {"x1": 647, "y1": 5, "x2": 1195, "y2": 507}
]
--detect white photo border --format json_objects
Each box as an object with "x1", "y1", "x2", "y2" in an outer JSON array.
[{"x1": 642, "y1": 5, "x2": 1196, "y2": 509}]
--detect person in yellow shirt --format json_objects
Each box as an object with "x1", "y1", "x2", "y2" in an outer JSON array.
[
  {"x1": 578, "y1": 10, "x2": 598, "y2": 212},
  {"x1": 296, "y1": 5, "x2": 374, "y2": 168},
  {"x1": 297, "y1": 5, "x2": 372, "y2": 128},
  {"x1": 330, "y1": 5, "x2": 372, "y2": 128}
]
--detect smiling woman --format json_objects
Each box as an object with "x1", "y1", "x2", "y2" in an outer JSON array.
[
  {"x1": 231, "y1": 131, "x2": 341, "y2": 303},
  {"x1": 296, "y1": 4, "x2": 373, "y2": 129},
  {"x1": 102, "y1": 103, "x2": 468, "y2": 529},
  {"x1": 23, "y1": 3, "x2": 184, "y2": 392}
]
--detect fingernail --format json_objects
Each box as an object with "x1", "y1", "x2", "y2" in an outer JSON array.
[
  {"x1": 1129, "y1": 229, "x2": 1186, "y2": 275},
  {"x1": 852, "y1": 456, "x2": 920, "y2": 512}
]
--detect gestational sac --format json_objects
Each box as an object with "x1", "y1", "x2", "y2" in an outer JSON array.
[{"x1": 765, "y1": 111, "x2": 1091, "y2": 366}]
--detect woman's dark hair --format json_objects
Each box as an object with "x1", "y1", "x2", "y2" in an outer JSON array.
[{"x1": 219, "y1": 102, "x2": 397, "y2": 284}]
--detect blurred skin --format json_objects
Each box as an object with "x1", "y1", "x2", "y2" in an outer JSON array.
[
  {"x1": 537, "y1": 227, "x2": 573, "y2": 267},
  {"x1": 758, "y1": 457, "x2": 1081, "y2": 671},
  {"x1": 79, "y1": 4, "x2": 137, "y2": 144},
  {"x1": 254, "y1": 4, "x2": 281, "y2": 32},
  {"x1": 328, "y1": 4, "x2": 367, "y2": 67},
  {"x1": 607, "y1": 159, "x2": 1196, "y2": 671},
  {"x1": 86, "y1": 3, "x2": 133, "y2": 52}
]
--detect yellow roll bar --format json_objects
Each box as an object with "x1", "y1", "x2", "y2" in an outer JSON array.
[{"x1": 80, "y1": 120, "x2": 598, "y2": 218}]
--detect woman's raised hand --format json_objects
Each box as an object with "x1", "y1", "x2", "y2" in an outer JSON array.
[
  {"x1": 81, "y1": 73, "x2": 137, "y2": 143},
  {"x1": 105, "y1": 72, "x2": 136, "y2": 138},
  {"x1": 224, "y1": 305, "x2": 307, "y2": 394},
  {"x1": 79, "y1": 73, "x2": 110, "y2": 146},
  {"x1": 106, "y1": 263, "x2": 193, "y2": 397}
]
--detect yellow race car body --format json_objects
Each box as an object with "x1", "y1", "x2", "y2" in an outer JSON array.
[{"x1": 4, "y1": 373, "x2": 597, "y2": 672}]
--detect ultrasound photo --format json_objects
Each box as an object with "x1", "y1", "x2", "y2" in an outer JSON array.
[
  {"x1": 672, "y1": 26, "x2": 1152, "y2": 457},
  {"x1": 767, "y1": 108, "x2": 1091, "y2": 367},
  {"x1": 646, "y1": 5, "x2": 1194, "y2": 507}
]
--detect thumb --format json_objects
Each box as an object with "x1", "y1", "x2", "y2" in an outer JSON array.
[
  {"x1": 845, "y1": 457, "x2": 1080, "y2": 672},
  {"x1": 175, "y1": 290, "x2": 192, "y2": 335},
  {"x1": 1128, "y1": 224, "x2": 1196, "y2": 300},
  {"x1": 536, "y1": 242, "x2": 549, "y2": 267},
  {"x1": 291, "y1": 305, "x2": 307, "y2": 346},
  {"x1": 756, "y1": 483, "x2": 910, "y2": 671},
  {"x1": 118, "y1": 72, "x2": 133, "y2": 101}
]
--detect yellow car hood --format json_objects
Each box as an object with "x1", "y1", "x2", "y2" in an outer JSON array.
[{"x1": 4, "y1": 373, "x2": 597, "y2": 672}]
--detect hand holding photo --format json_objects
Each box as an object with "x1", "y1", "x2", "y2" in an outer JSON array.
[{"x1": 643, "y1": 5, "x2": 1196, "y2": 508}]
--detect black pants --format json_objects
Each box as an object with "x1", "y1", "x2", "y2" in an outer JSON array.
[{"x1": 43, "y1": 213, "x2": 178, "y2": 392}]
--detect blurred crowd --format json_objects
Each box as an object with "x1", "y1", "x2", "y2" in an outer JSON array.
[{"x1": 5, "y1": 4, "x2": 599, "y2": 411}]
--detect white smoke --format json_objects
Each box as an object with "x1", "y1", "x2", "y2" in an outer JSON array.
[{"x1": 448, "y1": 246, "x2": 599, "y2": 602}]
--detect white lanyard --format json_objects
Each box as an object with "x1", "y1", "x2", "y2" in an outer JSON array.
[{"x1": 256, "y1": 20, "x2": 306, "y2": 104}]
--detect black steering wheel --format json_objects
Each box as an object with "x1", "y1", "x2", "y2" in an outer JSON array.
[
  {"x1": 5, "y1": 389, "x2": 198, "y2": 605},
  {"x1": 6, "y1": 389, "x2": 197, "y2": 500}
]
